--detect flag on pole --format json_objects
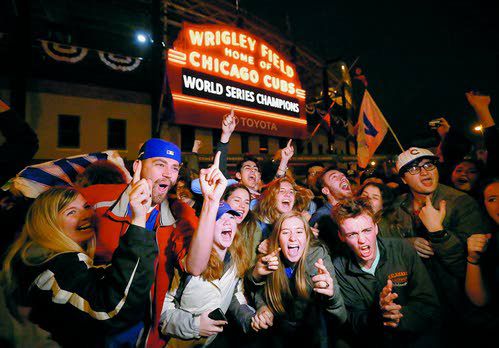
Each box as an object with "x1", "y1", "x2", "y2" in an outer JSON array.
[
  {"x1": 7, "y1": 151, "x2": 132, "y2": 198},
  {"x1": 356, "y1": 90, "x2": 388, "y2": 168},
  {"x1": 0, "y1": 99, "x2": 9, "y2": 113}
]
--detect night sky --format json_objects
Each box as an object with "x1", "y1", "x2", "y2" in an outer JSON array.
[{"x1": 242, "y1": 0, "x2": 497, "y2": 153}]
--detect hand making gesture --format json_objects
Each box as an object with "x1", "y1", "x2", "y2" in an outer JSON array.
[
  {"x1": 312, "y1": 258, "x2": 334, "y2": 297},
  {"x1": 379, "y1": 279, "x2": 403, "y2": 328},
  {"x1": 221, "y1": 108, "x2": 237, "y2": 143},
  {"x1": 199, "y1": 151, "x2": 227, "y2": 203},
  {"x1": 129, "y1": 160, "x2": 152, "y2": 227},
  {"x1": 418, "y1": 195, "x2": 446, "y2": 232},
  {"x1": 467, "y1": 233, "x2": 492, "y2": 264},
  {"x1": 252, "y1": 248, "x2": 280, "y2": 281}
]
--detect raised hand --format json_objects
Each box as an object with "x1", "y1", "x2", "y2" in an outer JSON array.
[
  {"x1": 435, "y1": 118, "x2": 450, "y2": 139},
  {"x1": 465, "y1": 91, "x2": 494, "y2": 128},
  {"x1": 129, "y1": 160, "x2": 152, "y2": 227},
  {"x1": 199, "y1": 151, "x2": 227, "y2": 203},
  {"x1": 379, "y1": 280, "x2": 403, "y2": 328},
  {"x1": 192, "y1": 139, "x2": 202, "y2": 153},
  {"x1": 467, "y1": 233, "x2": 492, "y2": 263},
  {"x1": 257, "y1": 238, "x2": 270, "y2": 255},
  {"x1": 251, "y1": 306, "x2": 274, "y2": 332},
  {"x1": 312, "y1": 258, "x2": 334, "y2": 297},
  {"x1": 465, "y1": 91, "x2": 491, "y2": 112},
  {"x1": 418, "y1": 196, "x2": 446, "y2": 232},
  {"x1": 198, "y1": 310, "x2": 227, "y2": 337},
  {"x1": 221, "y1": 108, "x2": 237, "y2": 143},
  {"x1": 281, "y1": 139, "x2": 294, "y2": 162},
  {"x1": 252, "y1": 248, "x2": 280, "y2": 281},
  {"x1": 406, "y1": 237, "x2": 434, "y2": 258}
]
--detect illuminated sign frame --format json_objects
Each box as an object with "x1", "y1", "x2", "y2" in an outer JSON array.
[{"x1": 166, "y1": 22, "x2": 308, "y2": 138}]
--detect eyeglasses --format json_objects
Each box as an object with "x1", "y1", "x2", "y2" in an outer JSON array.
[{"x1": 406, "y1": 161, "x2": 437, "y2": 175}]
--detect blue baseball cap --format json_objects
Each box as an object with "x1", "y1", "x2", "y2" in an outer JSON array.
[
  {"x1": 216, "y1": 202, "x2": 241, "y2": 221},
  {"x1": 138, "y1": 138, "x2": 181, "y2": 163}
]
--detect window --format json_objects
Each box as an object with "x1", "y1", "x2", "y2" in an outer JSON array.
[
  {"x1": 307, "y1": 142, "x2": 313, "y2": 154},
  {"x1": 108, "y1": 119, "x2": 127, "y2": 150},
  {"x1": 58, "y1": 115, "x2": 80, "y2": 148},
  {"x1": 318, "y1": 144, "x2": 324, "y2": 154},
  {"x1": 241, "y1": 133, "x2": 249, "y2": 153},
  {"x1": 259, "y1": 135, "x2": 268, "y2": 154},
  {"x1": 180, "y1": 125, "x2": 195, "y2": 152}
]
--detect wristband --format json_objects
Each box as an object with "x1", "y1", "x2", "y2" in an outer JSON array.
[{"x1": 466, "y1": 257, "x2": 480, "y2": 265}]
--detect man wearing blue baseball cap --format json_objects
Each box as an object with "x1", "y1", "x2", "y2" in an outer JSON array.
[{"x1": 81, "y1": 138, "x2": 227, "y2": 347}]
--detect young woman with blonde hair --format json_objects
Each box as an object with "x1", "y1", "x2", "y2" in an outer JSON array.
[
  {"x1": 1, "y1": 184, "x2": 157, "y2": 347},
  {"x1": 254, "y1": 177, "x2": 314, "y2": 239},
  {"x1": 249, "y1": 211, "x2": 346, "y2": 347}
]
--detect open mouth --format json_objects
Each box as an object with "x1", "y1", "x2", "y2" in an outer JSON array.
[
  {"x1": 457, "y1": 178, "x2": 469, "y2": 184},
  {"x1": 221, "y1": 229, "x2": 233, "y2": 240},
  {"x1": 77, "y1": 224, "x2": 93, "y2": 231},
  {"x1": 359, "y1": 245, "x2": 370, "y2": 257},
  {"x1": 287, "y1": 245, "x2": 300, "y2": 257},
  {"x1": 157, "y1": 182, "x2": 169, "y2": 193},
  {"x1": 281, "y1": 200, "x2": 292, "y2": 210},
  {"x1": 235, "y1": 210, "x2": 245, "y2": 220},
  {"x1": 340, "y1": 180, "x2": 350, "y2": 191},
  {"x1": 421, "y1": 178, "x2": 433, "y2": 187}
]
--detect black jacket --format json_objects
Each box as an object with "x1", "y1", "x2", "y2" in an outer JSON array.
[
  {"x1": 13, "y1": 225, "x2": 157, "y2": 347},
  {"x1": 333, "y1": 237, "x2": 440, "y2": 348}
]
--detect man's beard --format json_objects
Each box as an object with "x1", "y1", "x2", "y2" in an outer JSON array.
[{"x1": 151, "y1": 180, "x2": 172, "y2": 205}]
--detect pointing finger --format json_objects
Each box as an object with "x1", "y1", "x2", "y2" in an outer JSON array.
[
  {"x1": 133, "y1": 161, "x2": 142, "y2": 184},
  {"x1": 314, "y1": 259, "x2": 329, "y2": 275},
  {"x1": 213, "y1": 151, "x2": 221, "y2": 169},
  {"x1": 387, "y1": 279, "x2": 393, "y2": 291},
  {"x1": 230, "y1": 107, "x2": 234, "y2": 118},
  {"x1": 287, "y1": 139, "x2": 292, "y2": 148},
  {"x1": 425, "y1": 195, "x2": 433, "y2": 208}
]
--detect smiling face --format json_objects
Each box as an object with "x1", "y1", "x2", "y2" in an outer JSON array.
[
  {"x1": 226, "y1": 188, "x2": 251, "y2": 223},
  {"x1": 484, "y1": 182, "x2": 499, "y2": 225},
  {"x1": 402, "y1": 159, "x2": 439, "y2": 195},
  {"x1": 214, "y1": 213, "x2": 238, "y2": 250},
  {"x1": 360, "y1": 185, "x2": 383, "y2": 214},
  {"x1": 276, "y1": 181, "x2": 296, "y2": 214},
  {"x1": 451, "y1": 161, "x2": 479, "y2": 192},
  {"x1": 338, "y1": 214, "x2": 378, "y2": 268},
  {"x1": 279, "y1": 216, "x2": 308, "y2": 264},
  {"x1": 136, "y1": 157, "x2": 180, "y2": 205},
  {"x1": 57, "y1": 194, "x2": 95, "y2": 246},
  {"x1": 321, "y1": 170, "x2": 352, "y2": 202},
  {"x1": 236, "y1": 160, "x2": 260, "y2": 191}
]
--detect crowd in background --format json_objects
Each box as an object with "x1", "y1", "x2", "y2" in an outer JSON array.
[{"x1": 0, "y1": 91, "x2": 497, "y2": 347}]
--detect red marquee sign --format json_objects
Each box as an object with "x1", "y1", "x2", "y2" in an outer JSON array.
[{"x1": 166, "y1": 23, "x2": 307, "y2": 139}]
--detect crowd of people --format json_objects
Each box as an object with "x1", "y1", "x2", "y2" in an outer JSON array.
[{"x1": 0, "y1": 91, "x2": 497, "y2": 348}]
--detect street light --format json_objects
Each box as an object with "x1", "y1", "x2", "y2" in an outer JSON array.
[
  {"x1": 135, "y1": 32, "x2": 150, "y2": 44},
  {"x1": 473, "y1": 124, "x2": 483, "y2": 133},
  {"x1": 370, "y1": 160, "x2": 376, "y2": 166}
]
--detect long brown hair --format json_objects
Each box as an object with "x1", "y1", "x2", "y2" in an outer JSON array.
[
  {"x1": 255, "y1": 177, "x2": 313, "y2": 224},
  {"x1": 264, "y1": 211, "x2": 313, "y2": 314}
]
